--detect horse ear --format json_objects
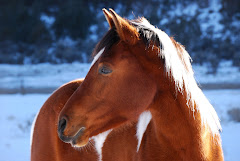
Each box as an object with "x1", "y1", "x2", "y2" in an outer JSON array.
[
  {"x1": 108, "y1": 9, "x2": 139, "y2": 45},
  {"x1": 102, "y1": 8, "x2": 115, "y2": 28}
]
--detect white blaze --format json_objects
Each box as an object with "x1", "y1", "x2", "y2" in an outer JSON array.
[{"x1": 90, "y1": 48, "x2": 105, "y2": 68}]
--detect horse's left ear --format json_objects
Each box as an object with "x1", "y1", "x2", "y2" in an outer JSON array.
[{"x1": 107, "y1": 9, "x2": 139, "y2": 45}]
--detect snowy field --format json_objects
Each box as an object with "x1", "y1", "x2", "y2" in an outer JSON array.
[{"x1": 0, "y1": 90, "x2": 240, "y2": 161}]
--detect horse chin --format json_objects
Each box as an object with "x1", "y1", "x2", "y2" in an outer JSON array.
[
  {"x1": 69, "y1": 127, "x2": 89, "y2": 148},
  {"x1": 71, "y1": 137, "x2": 89, "y2": 148}
]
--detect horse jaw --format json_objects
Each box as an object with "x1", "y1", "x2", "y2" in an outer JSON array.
[
  {"x1": 136, "y1": 111, "x2": 152, "y2": 152},
  {"x1": 91, "y1": 129, "x2": 112, "y2": 161}
]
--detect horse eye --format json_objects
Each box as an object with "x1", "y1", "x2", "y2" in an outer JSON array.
[{"x1": 99, "y1": 66, "x2": 112, "y2": 75}]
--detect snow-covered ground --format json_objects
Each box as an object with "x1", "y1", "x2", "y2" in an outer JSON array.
[
  {"x1": 0, "y1": 94, "x2": 48, "y2": 161},
  {"x1": 0, "y1": 90, "x2": 240, "y2": 161},
  {"x1": 0, "y1": 61, "x2": 240, "y2": 94},
  {"x1": 0, "y1": 63, "x2": 90, "y2": 93}
]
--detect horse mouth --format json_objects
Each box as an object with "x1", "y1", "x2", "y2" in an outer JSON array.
[
  {"x1": 58, "y1": 127, "x2": 89, "y2": 147},
  {"x1": 71, "y1": 127, "x2": 89, "y2": 147}
]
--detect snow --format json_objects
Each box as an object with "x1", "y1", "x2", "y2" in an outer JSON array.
[
  {"x1": 40, "y1": 13, "x2": 55, "y2": 28},
  {"x1": 168, "y1": 3, "x2": 198, "y2": 18},
  {"x1": 166, "y1": 0, "x2": 224, "y2": 39},
  {"x1": 194, "y1": 61, "x2": 240, "y2": 84},
  {"x1": 204, "y1": 89, "x2": 240, "y2": 122},
  {"x1": 0, "y1": 94, "x2": 49, "y2": 161},
  {"x1": 0, "y1": 61, "x2": 239, "y2": 93},
  {"x1": 89, "y1": 25, "x2": 98, "y2": 41},
  {"x1": 0, "y1": 90, "x2": 240, "y2": 161},
  {"x1": 204, "y1": 89, "x2": 240, "y2": 161},
  {"x1": 221, "y1": 122, "x2": 240, "y2": 161},
  {"x1": 57, "y1": 36, "x2": 78, "y2": 47},
  {"x1": 0, "y1": 63, "x2": 90, "y2": 92},
  {"x1": 198, "y1": 0, "x2": 224, "y2": 38}
]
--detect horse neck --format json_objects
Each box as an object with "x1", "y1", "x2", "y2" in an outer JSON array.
[{"x1": 147, "y1": 87, "x2": 223, "y2": 160}]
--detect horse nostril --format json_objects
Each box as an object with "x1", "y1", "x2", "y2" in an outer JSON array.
[
  {"x1": 58, "y1": 117, "x2": 67, "y2": 133},
  {"x1": 58, "y1": 117, "x2": 73, "y2": 143}
]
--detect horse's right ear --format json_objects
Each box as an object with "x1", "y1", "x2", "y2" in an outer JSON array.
[
  {"x1": 102, "y1": 8, "x2": 115, "y2": 28},
  {"x1": 102, "y1": 8, "x2": 139, "y2": 45}
]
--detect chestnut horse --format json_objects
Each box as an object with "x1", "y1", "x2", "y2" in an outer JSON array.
[{"x1": 31, "y1": 9, "x2": 224, "y2": 161}]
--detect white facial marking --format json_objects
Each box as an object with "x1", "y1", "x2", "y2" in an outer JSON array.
[
  {"x1": 90, "y1": 48, "x2": 105, "y2": 68},
  {"x1": 91, "y1": 129, "x2": 112, "y2": 161},
  {"x1": 136, "y1": 111, "x2": 152, "y2": 152}
]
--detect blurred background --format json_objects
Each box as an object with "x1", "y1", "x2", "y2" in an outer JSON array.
[
  {"x1": 0, "y1": 0, "x2": 239, "y2": 161},
  {"x1": 0, "y1": 0, "x2": 239, "y2": 69}
]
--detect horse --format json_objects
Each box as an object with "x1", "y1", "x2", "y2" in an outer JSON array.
[{"x1": 31, "y1": 9, "x2": 224, "y2": 161}]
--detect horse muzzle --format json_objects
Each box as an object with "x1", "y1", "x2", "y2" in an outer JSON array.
[{"x1": 58, "y1": 117, "x2": 86, "y2": 147}]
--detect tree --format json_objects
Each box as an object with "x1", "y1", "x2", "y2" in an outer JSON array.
[{"x1": 53, "y1": 0, "x2": 95, "y2": 40}]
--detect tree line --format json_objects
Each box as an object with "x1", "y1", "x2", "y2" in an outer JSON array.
[{"x1": 0, "y1": 0, "x2": 239, "y2": 73}]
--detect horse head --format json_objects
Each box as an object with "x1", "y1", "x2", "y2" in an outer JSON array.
[{"x1": 57, "y1": 9, "x2": 165, "y2": 147}]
